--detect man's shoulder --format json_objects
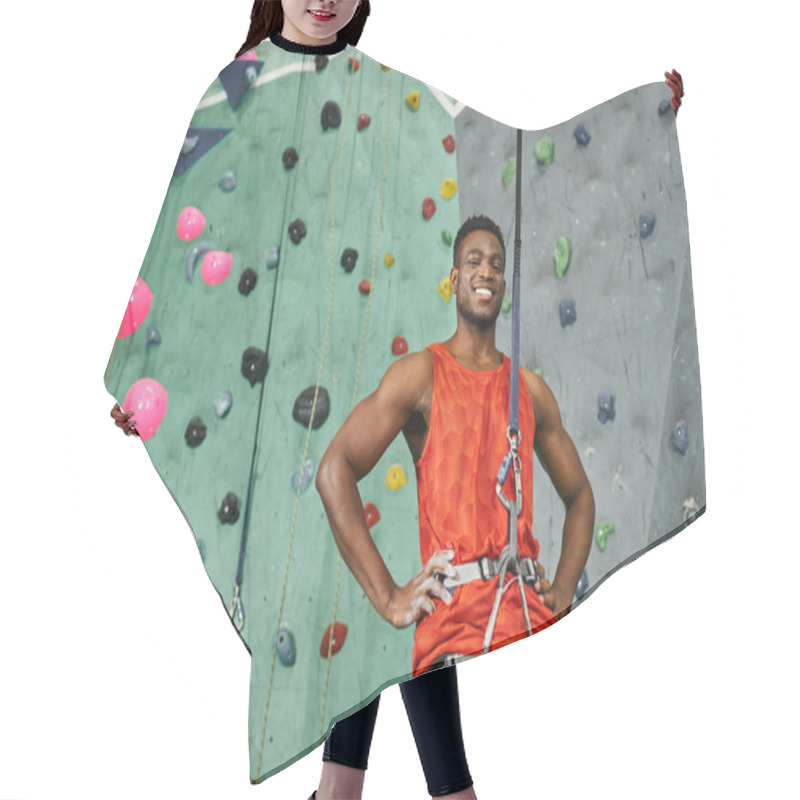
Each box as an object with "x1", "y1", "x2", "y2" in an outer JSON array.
[{"x1": 389, "y1": 347, "x2": 434, "y2": 384}]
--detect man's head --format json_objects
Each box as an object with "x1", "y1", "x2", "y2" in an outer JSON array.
[{"x1": 451, "y1": 215, "x2": 506, "y2": 329}]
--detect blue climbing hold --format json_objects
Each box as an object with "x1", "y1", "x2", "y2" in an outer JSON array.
[
  {"x1": 598, "y1": 393, "x2": 615, "y2": 424},
  {"x1": 276, "y1": 627, "x2": 296, "y2": 667},
  {"x1": 267, "y1": 244, "x2": 280, "y2": 269},
  {"x1": 214, "y1": 390, "x2": 233, "y2": 419},
  {"x1": 559, "y1": 299, "x2": 576, "y2": 327},
  {"x1": 671, "y1": 420, "x2": 689, "y2": 455},
  {"x1": 658, "y1": 98, "x2": 672, "y2": 115},
  {"x1": 145, "y1": 324, "x2": 161, "y2": 353},
  {"x1": 574, "y1": 124, "x2": 591, "y2": 145},
  {"x1": 639, "y1": 212, "x2": 656, "y2": 238},
  {"x1": 291, "y1": 459, "x2": 315, "y2": 494},
  {"x1": 185, "y1": 240, "x2": 215, "y2": 283},
  {"x1": 218, "y1": 170, "x2": 237, "y2": 192},
  {"x1": 575, "y1": 569, "x2": 589, "y2": 600}
]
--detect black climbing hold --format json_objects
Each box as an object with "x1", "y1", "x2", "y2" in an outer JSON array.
[
  {"x1": 218, "y1": 491, "x2": 240, "y2": 524},
  {"x1": 639, "y1": 213, "x2": 656, "y2": 238},
  {"x1": 174, "y1": 128, "x2": 233, "y2": 177},
  {"x1": 289, "y1": 219, "x2": 307, "y2": 245},
  {"x1": 321, "y1": 100, "x2": 342, "y2": 131},
  {"x1": 658, "y1": 98, "x2": 671, "y2": 115},
  {"x1": 559, "y1": 299, "x2": 577, "y2": 327},
  {"x1": 145, "y1": 324, "x2": 161, "y2": 353},
  {"x1": 241, "y1": 347, "x2": 268, "y2": 387},
  {"x1": 238, "y1": 268, "x2": 258, "y2": 296},
  {"x1": 598, "y1": 394, "x2": 616, "y2": 424},
  {"x1": 293, "y1": 386, "x2": 331, "y2": 430},
  {"x1": 574, "y1": 124, "x2": 591, "y2": 145},
  {"x1": 185, "y1": 416, "x2": 207, "y2": 448},
  {"x1": 219, "y1": 59, "x2": 264, "y2": 110},
  {"x1": 315, "y1": 54, "x2": 329, "y2": 72},
  {"x1": 277, "y1": 627, "x2": 296, "y2": 666},
  {"x1": 340, "y1": 247, "x2": 359, "y2": 273},
  {"x1": 671, "y1": 420, "x2": 689, "y2": 455},
  {"x1": 283, "y1": 147, "x2": 299, "y2": 170}
]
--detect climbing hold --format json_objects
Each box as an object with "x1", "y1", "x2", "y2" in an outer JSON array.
[
  {"x1": 321, "y1": 101, "x2": 342, "y2": 131},
  {"x1": 185, "y1": 416, "x2": 207, "y2": 449},
  {"x1": 185, "y1": 240, "x2": 215, "y2": 283},
  {"x1": 533, "y1": 368, "x2": 543, "y2": 377},
  {"x1": 291, "y1": 459, "x2": 315, "y2": 494},
  {"x1": 348, "y1": 57, "x2": 360, "y2": 72},
  {"x1": 315, "y1": 54, "x2": 328, "y2": 72},
  {"x1": 597, "y1": 394, "x2": 616, "y2": 424},
  {"x1": 380, "y1": 64, "x2": 390, "y2": 71},
  {"x1": 438, "y1": 276, "x2": 452, "y2": 304},
  {"x1": 219, "y1": 59, "x2": 264, "y2": 110},
  {"x1": 340, "y1": 247, "x2": 359, "y2": 273},
  {"x1": 384, "y1": 253, "x2": 395, "y2": 268},
  {"x1": 554, "y1": 236, "x2": 570, "y2": 279},
  {"x1": 534, "y1": 136, "x2": 554, "y2": 164},
  {"x1": 241, "y1": 346, "x2": 268, "y2": 387},
  {"x1": 440, "y1": 179, "x2": 458, "y2": 200},
  {"x1": 282, "y1": 147, "x2": 299, "y2": 170},
  {"x1": 671, "y1": 420, "x2": 689, "y2": 455},
  {"x1": 214, "y1": 390, "x2": 233, "y2": 418},
  {"x1": 559, "y1": 299, "x2": 577, "y2": 327},
  {"x1": 289, "y1": 219, "x2": 307, "y2": 244},
  {"x1": 121, "y1": 378, "x2": 167, "y2": 442},
  {"x1": 573, "y1": 125, "x2": 591, "y2": 145},
  {"x1": 320, "y1": 621, "x2": 348, "y2": 658},
  {"x1": 443, "y1": 134, "x2": 455, "y2": 153},
  {"x1": 502, "y1": 296, "x2": 512, "y2": 313},
  {"x1": 267, "y1": 244, "x2": 280, "y2": 269},
  {"x1": 292, "y1": 386, "x2": 331, "y2": 430},
  {"x1": 422, "y1": 197, "x2": 436, "y2": 220},
  {"x1": 177, "y1": 206, "x2": 206, "y2": 241},
  {"x1": 391, "y1": 336, "x2": 408, "y2": 356},
  {"x1": 181, "y1": 135, "x2": 199, "y2": 156},
  {"x1": 441, "y1": 230, "x2": 452, "y2": 246},
  {"x1": 575, "y1": 569, "x2": 589, "y2": 600},
  {"x1": 197, "y1": 538, "x2": 207, "y2": 563},
  {"x1": 502, "y1": 157, "x2": 516, "y2": 189},
  {"x1": 237, "y1": 48, "x2": 257, "y2": 61},
  {"x1": 357, "y1": 113, "x2": 371, "y2": 131},
  {"x1": 364, "y1": 502, "x2": 380, "y2": 528},
  {"x1": 385, "y1": 464, "x2": 407, "y2": 491},
  {"x1": 218, "y1": 491, "x2": 240, "y2": 524},
  {"x1": 118, "y1": 277, "x2": 153, "y2": 339},
  {"x1": 174, "y1": 128, "x2": 232, "y2": 177},
  {"x1": 238, "y1": 267, "x2": 258, "y2": 296},
  {"x1": 277, "y1": 627, "x2": 297, "y2": 666},
  {"x1": 595, "y1": 522, "x2": 615, "y2": 552},
  {"x1": 405, "y1": 90, "x2": 420, "y2": 110},
  {"x1": 145, "y1": 324, "x2": 161, "y2": 353},
  {"x1": 359, "y1": 279, "x2": 372, "y2": 294},
  {"x1": 218, "y1": 170, "x2": 237, "y2": 192},
  {"x1": 658, "y1": 97, "x2": 671, "y2": 115},
  {"x1": 639, "y1": 213, "x2": 656, "y2": 238},
  {"x1": 201, "y1": 250, "x2": 233, "y2": 286}
]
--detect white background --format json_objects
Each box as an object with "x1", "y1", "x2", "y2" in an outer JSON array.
[{"x1": 1, "y1": 1, "x2": 796, "y2": 798}]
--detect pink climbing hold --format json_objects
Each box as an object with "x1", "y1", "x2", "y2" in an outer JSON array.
[
  {"x1": 117, "y1": 277, "x2": 153, "y2": 339},
  {"x1": 122, "y1": 378, "x2": 168, "y2": 442},
  {"x1": 201, "y1": 250, "x2": 233, "y2": 285},
  {"x1": 237, "y1": 48, "x2": 258, "y2": 61},
  {"x1": 177, "y1": 206, "x2": 206, "y2": 241}
]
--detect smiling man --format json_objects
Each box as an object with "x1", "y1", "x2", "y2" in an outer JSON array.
[{"x1": 316, "y1": 214, "x2": 595, "y2": 677}]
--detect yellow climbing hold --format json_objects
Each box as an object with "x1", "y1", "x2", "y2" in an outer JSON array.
[
  {"x1": 385, "y1": 464, "x2": 407, "y2": 491},
  {"x1": 380, "y1": 64, "x2": 391, "y2": 71},
  {"x1": 438, "y1": 276, "x2": 452, "y2": 304},
  {"x1": 384, "y1": 253, "x2": 395, "y2": 268},
  {"x1": 440, "y1": 178, "x2": 458, "y2": 201},
  {"x1": 405, "y1": 91, "x2": 420, "y2": 111}
]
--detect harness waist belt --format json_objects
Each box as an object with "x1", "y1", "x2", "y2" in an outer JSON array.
[{"x1": 439, "y1": 555, "x2": 538, "y2": 592}]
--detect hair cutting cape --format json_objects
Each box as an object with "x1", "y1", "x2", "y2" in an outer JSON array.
[{"x1": 103, "y1": 35, "x2": 705, "y2": 784}]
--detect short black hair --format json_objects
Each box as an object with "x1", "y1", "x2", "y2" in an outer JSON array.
[{"x1": 453, "y1": 214, "x2": 506, "y2": 270}]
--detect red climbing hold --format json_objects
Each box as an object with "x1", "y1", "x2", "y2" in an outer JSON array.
[
  {"x1": 359, "y1": 279, "x2": 372, "y2": 294},
  {"x1": 364, "y1": 502, "x2": 380, "y2": 528},
  {"x1": 358, "y1": 113, "x2": 371, "y2": 131},
  {"x1": 320, "y1": 621, "x2": 348, "y2": 658},
  {"x1": 392, "y1": 336, "x2": 408, "y2": 356},
  {"x1": 348, "y1": 57, "x2": 360, "y2": 73},
  {"x1": 422, "y1": 197, "x2": 436, "y2": 220},
  {"x1": 443, "y1": 134, "x2": 455, "y2": 153}
]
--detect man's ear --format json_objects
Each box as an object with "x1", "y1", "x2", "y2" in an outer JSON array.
[{"x1": 450, "y1": 265, "x2": 459, "y2": 292}]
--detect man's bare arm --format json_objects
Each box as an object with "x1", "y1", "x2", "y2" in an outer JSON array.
[
  {"x1": 526, "y1": 369, "x2": 595, "y2": 618},
  {"x1": 316, "y1": 350, "x2": 453, "y2": 627}
]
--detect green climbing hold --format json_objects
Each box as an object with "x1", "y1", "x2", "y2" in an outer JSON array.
[
  {"x1": 595, "y1": 522, "x2": 615, "y2": 552},
  {"x1": 533, "y1": 367, "x2": 543, "y2": 377},
  {"x1": 554, "y1": 236, "x2": 570, "y2": 278},
  {"x1": 502, "y1": 157, "x2": 517, "y2": 189},
  {"x1": 441, "y1": 230, "x2": 452, "y2": 246},
  {"x1": 501, "y1": 295, "x2": 511, "y2": 313},
  {"x1": 534, "y1": 136, "x2": 554, "y2": 164}
]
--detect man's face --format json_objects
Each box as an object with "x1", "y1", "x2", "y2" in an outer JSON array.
[{"x1": 452, "y1": 229, "x2": 506, "y2": 329}]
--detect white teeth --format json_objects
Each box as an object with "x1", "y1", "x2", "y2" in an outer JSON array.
[{"x1": 474, "y1": 288, "x2": 492, "y2": 296}]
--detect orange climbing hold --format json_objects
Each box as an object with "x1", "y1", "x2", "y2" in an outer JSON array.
[{"x1": 320, "y1": 622, "x2": 348, "y2": 658}]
